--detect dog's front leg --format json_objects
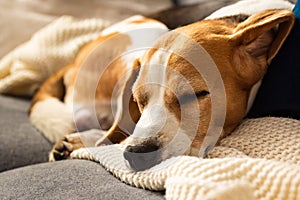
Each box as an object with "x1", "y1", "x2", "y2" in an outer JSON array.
[{"x1": 49, "y1": 129, "x2": 106, "y2": 161}]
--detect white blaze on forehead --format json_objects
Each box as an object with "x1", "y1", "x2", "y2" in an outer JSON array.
[
  {"x1": 133, "y1": 33, "x2": 189, "y2": 103},
  {"x1": 150, "y1": 34, "x2": 188, "y2": 102},
  {"x1": 131, "y1": 48, "x2": 171, "y2": 139},
  {"x1": 132, "y1": 33, "x2": 189, "y2": 139},
  {"x1": 147, "y1": 50, "x2": 170, "y2": 102}
]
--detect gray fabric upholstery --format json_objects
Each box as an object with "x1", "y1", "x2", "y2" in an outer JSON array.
[
  {"x1": 0, "y1": 95, "x2": 52, "y2": 172},
  {"x1": 0, "y1": 160, "x2": 164, "y2": 200},
  {"x1": 0, "y1": 95, "x2": 164, "y2": 199}
]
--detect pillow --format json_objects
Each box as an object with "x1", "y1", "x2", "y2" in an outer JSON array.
[{"x1": 247, "y1": 1, "x2": 300, "y2": 119}]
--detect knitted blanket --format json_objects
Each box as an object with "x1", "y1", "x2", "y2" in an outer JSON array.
[
  {"x1": 0, "y1": 16, "x2": 110, "y2": 96},
  {"x1": 71, "y1": 117, "x2": 300, "y2": 200}
]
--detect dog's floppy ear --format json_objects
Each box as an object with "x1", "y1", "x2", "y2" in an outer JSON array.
[
  {"x1": 230, "y1": 9, "x2": 295, "y2": 85},
  {"x1": 97, "y1": 59, "x2": 141, "y2": 145}
]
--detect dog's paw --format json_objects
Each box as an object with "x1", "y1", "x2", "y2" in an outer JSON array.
[{"x1": 49, "y1": 133, "x2": 84, "y2": 162}]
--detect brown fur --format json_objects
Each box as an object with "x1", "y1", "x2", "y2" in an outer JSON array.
[
  {"x1": 129, "y1": 9, "x2": 294, "y2": 153},
  {"x1": 99, "y1": 59, "x2": 142, "y2": 144},
  {"x1": 30, "y1": 32, "x2": 121, "y2": 112},
  {"x1": 29, "y1": 66, "x2": 68, "y2": 115},
  {"x1": 30, "y1": 10, "x2": 295, "y2": 164}
]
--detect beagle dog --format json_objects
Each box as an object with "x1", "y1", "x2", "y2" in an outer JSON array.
[{"x1": 29, "y1": 9, "x2": 295, "y2": 171}]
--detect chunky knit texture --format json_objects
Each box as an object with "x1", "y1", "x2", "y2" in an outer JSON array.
[
  {"x1": 0, "y1": 16, "x2": 110, "y2": 96},
  {"x1": 71, "y1": 117, "x2": 300, "y2": 200}
]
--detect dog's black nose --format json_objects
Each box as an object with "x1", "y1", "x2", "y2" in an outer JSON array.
[{"x1": 123, "y1": 143, "x2": 160, "y2": 171}]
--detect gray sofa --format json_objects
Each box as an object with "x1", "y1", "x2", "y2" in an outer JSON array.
[{"x1": 0, "y1": 95, "x2": 164, "y2": 199}]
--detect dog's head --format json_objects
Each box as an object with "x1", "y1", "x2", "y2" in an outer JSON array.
[{"x1": 113, "y1": 10, "x2": 295, "y2": 171}]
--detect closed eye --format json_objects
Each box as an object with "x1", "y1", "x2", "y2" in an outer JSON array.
[{"x1": 178, "y1": 90, "x2": 209, "y2": 104}]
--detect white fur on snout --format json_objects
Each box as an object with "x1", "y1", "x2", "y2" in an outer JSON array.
[
  {"x1": 127, "y1": 103, "x2": 192, "y2": 158},
  {"x1": 132, "y1": 104, "x2": 167, "y2": 139},
  {"x1": 128, "y1": 34, "x2": 192, "y2": 155}
]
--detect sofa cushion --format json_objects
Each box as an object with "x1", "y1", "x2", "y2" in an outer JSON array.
[
  {"x1": 248, "y1": 18, "x2": 300, "y2": 119},
  {"x1": 0, "y1": 159, "x2": 164, "y2": 200},
  {"x1": 0, "y1": 95, "x2": 52, "y2": 172}
]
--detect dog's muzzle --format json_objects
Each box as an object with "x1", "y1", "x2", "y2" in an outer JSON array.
[{"x1": 123, "y1": 143, "x2": 161, "y2": 171}]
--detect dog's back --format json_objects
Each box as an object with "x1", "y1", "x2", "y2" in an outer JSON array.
[{"x1": 29, "y1": 16, "x2": 168, "y2": 142}]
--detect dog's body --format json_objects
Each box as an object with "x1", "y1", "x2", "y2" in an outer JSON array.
[
  {"x1": 30, "y1": 15, "x2": 169, "y2": 143},
  {"x1": 30, "y1": 2, "x2": 295, "y2": 170}
]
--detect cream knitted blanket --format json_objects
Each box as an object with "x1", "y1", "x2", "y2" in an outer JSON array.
[
  {"x1": 0, "y1": 16, "x2": 110, "y2": 96},
  {"x1": 71, "y1": 117, "x2": 300, "y2": 200}
]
